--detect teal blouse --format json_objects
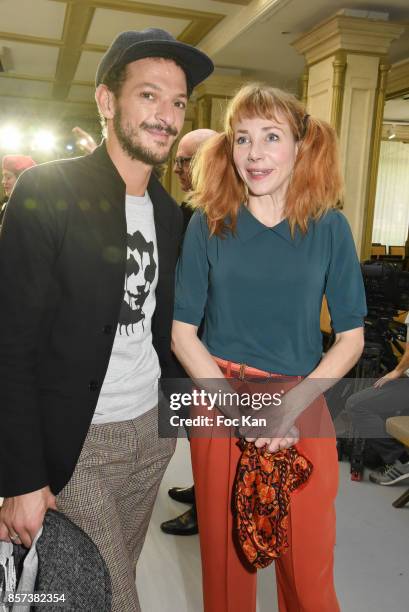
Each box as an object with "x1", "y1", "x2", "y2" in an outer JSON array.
[{"x1": 174, "y1": 205, "x2": 367, "y2": 376}]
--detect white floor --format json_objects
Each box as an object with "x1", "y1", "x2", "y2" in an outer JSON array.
[{"x1": 137, "y1": 439, "x2": 409, "y2": 612}]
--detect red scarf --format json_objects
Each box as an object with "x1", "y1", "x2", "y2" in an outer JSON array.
[{"x1": 234, "y1": 440, "x2": 313, "y2": 569}]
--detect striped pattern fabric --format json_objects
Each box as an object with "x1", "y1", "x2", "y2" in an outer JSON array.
[{"x1": 57, "y1": 406, "x2": 175, "y2": 612}]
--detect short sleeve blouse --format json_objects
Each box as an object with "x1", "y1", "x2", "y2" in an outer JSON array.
[{"x1": 174, "y1": 206, "x2": 367, "y2": 376}]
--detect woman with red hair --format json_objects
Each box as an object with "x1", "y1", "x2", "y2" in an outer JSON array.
[{"x1": 172, "y1": 84, "x2": 366, "y2": 611}]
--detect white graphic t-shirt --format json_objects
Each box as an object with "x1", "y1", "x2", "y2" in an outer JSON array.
[{"x1": 93, "y1": 192, "x2": 160, "y2": 423}]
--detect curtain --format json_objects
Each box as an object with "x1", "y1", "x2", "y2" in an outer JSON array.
[{"x1": 372, "y1": 140, "x2": 409, "y2": 246}]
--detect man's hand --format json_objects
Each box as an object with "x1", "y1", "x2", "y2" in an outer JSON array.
[
  {"x1": 0, "y1": 486, "x2": 56, "y2": 548},
  {"x1": 374, "y1": 369, "x2": 402, "y2": 389},
  {"x1": 72, "y1": 127, "x2": 97, "y2": 154}
]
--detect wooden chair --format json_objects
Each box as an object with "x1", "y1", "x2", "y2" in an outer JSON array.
[
  {"x1": 388, "y1": 245, "x2": 405, "y2": 258},
  {"x1": 320, "y1": 297, "x2": 332, "y2": 335},
  {"x1": 371, "y1": 244, "x2": 386, "y2": 257},
  {"x1": 385, "y1": 416, "x2": 409, "y2": 508}
]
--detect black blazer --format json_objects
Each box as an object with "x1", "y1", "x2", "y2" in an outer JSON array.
[{"x1": 0, "y1": 143, "x2": 183, "y2": 497}]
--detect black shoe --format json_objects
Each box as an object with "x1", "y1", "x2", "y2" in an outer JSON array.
[
  {"x1": 160, "y1": 506, "x2": 198, "y2": 536},
  {"x1": 168, "y1": 485, "x2": 195, "y2": 505}
]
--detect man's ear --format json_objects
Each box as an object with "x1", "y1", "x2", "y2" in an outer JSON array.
[{"x1": 95, "y1": 84, "x2": 115, "y2": 121}]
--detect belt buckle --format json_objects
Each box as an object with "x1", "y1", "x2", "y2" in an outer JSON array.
[{"x1": 239, "y1": 363, "x2": 246, "y2": 380}]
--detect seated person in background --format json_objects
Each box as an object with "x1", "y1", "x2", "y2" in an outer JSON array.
[
  {"x1": 1, "y1": 155, "x2": 36, "y2": 224},
  {"x1": 346, "y1": 312, "x2": 409, "y2": 485}
]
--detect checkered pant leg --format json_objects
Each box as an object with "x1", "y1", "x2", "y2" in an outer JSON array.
[{"x1": 57, "y1": 406, "x2": 175, "y2": 612}]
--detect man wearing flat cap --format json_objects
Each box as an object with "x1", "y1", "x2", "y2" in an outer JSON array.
[{"x1": 0, "y1": 28, "x2": 213, "y2": 611}]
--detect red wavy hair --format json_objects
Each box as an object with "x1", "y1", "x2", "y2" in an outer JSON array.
[{"x1": 190, "y1": 84, "x2": 343, "y2": 237}]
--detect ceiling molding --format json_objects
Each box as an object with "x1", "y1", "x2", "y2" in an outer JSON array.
[
  {"x1": 1, "y1": 0, "x2": 227, "y2": 104},
  {"x1": 53, "y1": 0, "x2": 225, "y2": 46},
  {"x1": 81, "y1": 43, "x2": 106, "y2": 53},
  {"x1": 0, "y1": 72, "x2": 55, "y2": 83},
  {"x1": 87, "y1": 0, "x2": 221, "y2": 19},
  {"x1": 72, "y1": 80, "x2": 94, "y2": 87},
  {"x1": 0, "y1": 32, "x2": 63, "y2": 48},
  {"x1": 45, "y1": 0, "x2": 226, "y2": 101},
  {"x1": 387, "y1": 58, "x2": 409, "y2": 98},
  {"x1": 0, "y1": 91, "x2": 95, "y2": 106},
  {"x1": 178, "y1": 16, "x2": 224, "y2": 46},
  {"x1": 209, "y1": 0, "x2": 251, "y2": 4},
  {"x1": 198, "y1": 0, "x2": 293, "y2": 57},
  {"x1": 4, "y1": 0, "x2": 408, "y2": 109},
  {"x1": 293, "y1": 15, "x2": 405, "y2": 66},
  {"x1": 52, "y1": 2, "x2": 96, "y2": 100}
]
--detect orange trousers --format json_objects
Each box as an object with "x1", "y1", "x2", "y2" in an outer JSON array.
[{"x1": 190, "y1": 405, "x2": 340, "y2": 612}]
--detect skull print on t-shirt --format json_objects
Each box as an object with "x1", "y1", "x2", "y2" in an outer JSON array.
[{"x1": 120, "y1": 230, "x2": 157, "y2": 334}]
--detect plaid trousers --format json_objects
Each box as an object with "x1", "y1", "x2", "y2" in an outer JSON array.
[{"x1": 57, "y1": 405, "x2": 175, "y2": 612}]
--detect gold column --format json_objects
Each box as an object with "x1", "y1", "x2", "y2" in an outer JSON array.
[
  {"x1": 293, "y1": 13, "x2": 404, "y2": 253},
  {"x1": 195, "y1": 94, "x2": 213, "y2": 129},
  {"x1": 361, "y1": 61, "x2": 390, "y2": 260},
  {"x1": 300, "y1": 66, "x2": 309, "y2": 107},
  {"x1": 193, "y1": 73, "x2": 249, "y2": 130},
  {"x1": 330, "y1": 51, "x2": 347, "y2": 135}
]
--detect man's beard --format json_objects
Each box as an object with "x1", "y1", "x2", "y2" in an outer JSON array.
[{"x1": 113, "y1": 106, "x2": 177, "y2": 165}]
